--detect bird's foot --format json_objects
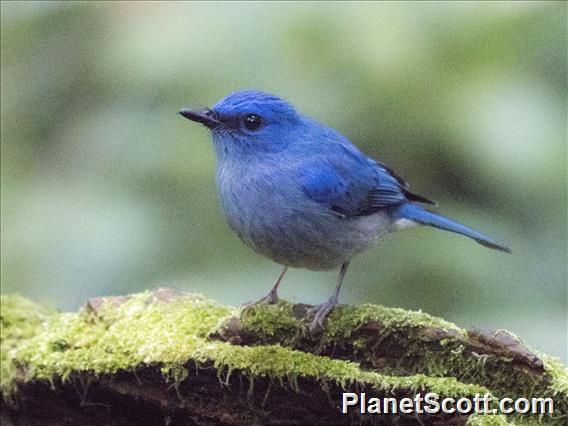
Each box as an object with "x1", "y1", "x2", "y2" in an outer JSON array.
[
  {"x1": 307, "y1": 297, "x2": 338, "y2": 332},
  {"x1": 242, "y1": 289, "x2": 279, "y2": 309}
]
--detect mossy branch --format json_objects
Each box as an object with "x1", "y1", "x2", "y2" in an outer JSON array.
[{"x1": 1, "y1": 288, "x2": 566, "y2": 425}]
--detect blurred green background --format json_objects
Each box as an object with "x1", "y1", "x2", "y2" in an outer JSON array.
[{"x1": 1, "y1": 2, "x2": 566, "y2": 362}]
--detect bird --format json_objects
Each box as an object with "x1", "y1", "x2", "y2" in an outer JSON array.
[{"x1": 179, "y1": 90, "x2": 510, "y2": 331}]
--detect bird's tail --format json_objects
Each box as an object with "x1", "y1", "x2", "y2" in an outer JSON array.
[{"x1": 391, "y1": 203, "x2": 511, "y2": 253}]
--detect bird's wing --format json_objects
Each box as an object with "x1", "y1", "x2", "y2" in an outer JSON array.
[{"x1": 299, "y1": 147, "x2": 434, "y2": 217}]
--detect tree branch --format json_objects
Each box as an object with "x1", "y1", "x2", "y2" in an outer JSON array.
[{"x1": 1, "y1": 288, "x2": 566, "y2": 425}]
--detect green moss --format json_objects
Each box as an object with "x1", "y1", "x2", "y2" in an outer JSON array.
[
  {"x1": 238, "y1": 301, "x2": 466, "y2": 350},
  {"x1": 239, "y1": 301, "x2": 303, "y2": 344},
  {"x1": 466, "y1": 414, "x2": 512, "y2": 426},
  {"x1": 14, "y1": 291, "x2": 232, "y2": 382},
  {"x1": 4, "y1": 291, "x2": 485, "y2": 402},
  {"x1": 468, "y1": 415, "x2": 564, "y2": 426},
  {"x1": 194, "y1": 341, "x2": 488, "y2": 397},
  {"x1": 235, "y1": 302, "x2": 568, "y2": 419},
  {"x1": 541, "y1": 354, "x2": 568, "y2": 396},
  {"x1": 1, "y1": 294, "x2": 55, "y2": 396},
  {"x1": 237, "y1": 302, "x2": 466, "y2": 354},
  {"x1": 2, "y1": 291, "x2": 567, "y2": 425},
  {"x1": 322, "y1": 303, "x2": 466, "y2": 342}
]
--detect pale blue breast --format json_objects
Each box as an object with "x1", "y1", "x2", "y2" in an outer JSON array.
[{"x1": 215, "y1": 158, "x2": 391, "y2": 270}]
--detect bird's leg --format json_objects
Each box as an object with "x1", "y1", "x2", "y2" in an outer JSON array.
[
  {"x1": 308, "y1": 261, "x2": 350, "y2": 332},
  {"x1": 243, "y1": 266, "x2": 289, "y2": 307}
]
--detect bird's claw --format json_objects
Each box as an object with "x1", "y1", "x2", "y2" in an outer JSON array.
[
  {"x1": 242, "y1": 290, "x2": 279, "y2": 309},
  {"x1": 307, "y1": 298, "x2": 338, "y2": 332}
]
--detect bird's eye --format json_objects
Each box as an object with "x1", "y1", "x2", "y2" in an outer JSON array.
[{"x1": 243, "y1": 114, "x2": 262, "y2": 131}]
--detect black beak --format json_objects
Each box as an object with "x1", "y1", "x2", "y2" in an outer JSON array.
[{"x1": 179, "y1": 107, "x2": 221, "y2": 129}]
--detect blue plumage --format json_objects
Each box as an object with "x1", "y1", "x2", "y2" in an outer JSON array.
[
  {"x1": 390, "y1": 203, "x2": 510, "y2": 253},
  {"x1": 180, "y1": 90, "x2": 510, "y2": 330}
]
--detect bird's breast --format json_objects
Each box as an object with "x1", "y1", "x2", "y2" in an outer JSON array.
[
  {"x1": 216, "y1": 161, "x2": 302, "y2": 237},
  {"x1": 215, "y1": 161, "x2": 390, "y2": 270}
]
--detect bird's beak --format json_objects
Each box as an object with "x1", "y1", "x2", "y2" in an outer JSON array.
[{"x1": 179, "y1": 107, "x2": 221, "y2": 129}]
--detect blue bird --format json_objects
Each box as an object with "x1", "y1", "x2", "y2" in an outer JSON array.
[{"x1": 180, "y1": 90, "x2": 510, "y2": 331}]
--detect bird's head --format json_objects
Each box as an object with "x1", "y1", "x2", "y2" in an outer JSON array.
[{"x1": 180, "y1": 90, "x2": 303, "y2": 159}]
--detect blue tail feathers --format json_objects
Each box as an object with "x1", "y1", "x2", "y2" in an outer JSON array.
[{"x1": 392, "y1": 203, "x2": 511, "y2": 253}]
